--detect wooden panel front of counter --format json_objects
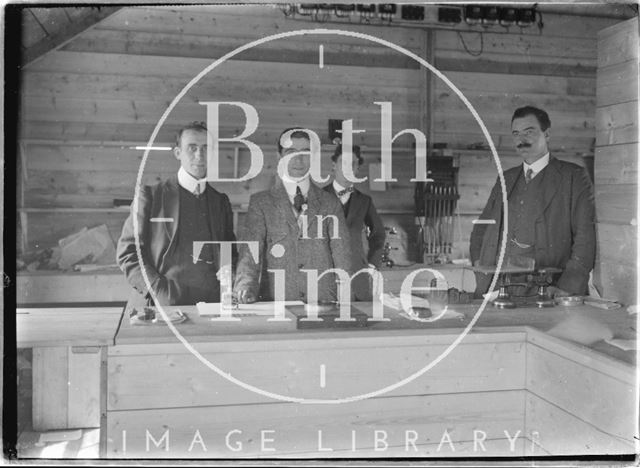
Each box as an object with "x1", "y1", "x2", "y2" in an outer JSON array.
[{"x1": 105, "y1": 303, "x2": 636, "y2": 458}]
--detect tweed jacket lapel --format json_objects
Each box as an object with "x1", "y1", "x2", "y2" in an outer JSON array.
[
  {"x1": 305, "y1": 183, "x2": 323, "y2": 235},
  {"x1": 270, "y1": 181, "x2": 299, "y2": 232}
]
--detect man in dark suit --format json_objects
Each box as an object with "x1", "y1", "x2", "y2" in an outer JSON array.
[
  {"x1": 233, "y1": 128, "x2": 351, "y2": 303},
  {"x1": 470, "y1": 106, "x2": 596, "y2": 297},
  {"x1": 117, "y1": 121, "x2": 236, "y2": 309},
  {"x1": 324, "y1": 144, "x2": 386, "y2": 301}
]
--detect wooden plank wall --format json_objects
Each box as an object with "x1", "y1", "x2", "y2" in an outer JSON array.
[
  {"x1": 18, "y1": 5, "x2": 621, "y2": 261},
  {"x1": 594, "y1": 17, "x2": 638, "y2": 306}
]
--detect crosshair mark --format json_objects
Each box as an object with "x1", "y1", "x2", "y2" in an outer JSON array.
[
  {"x1": 472, "y1": 219, "x2": 496, "y2": 225},
  {"x1": 151, "y1": 217, "x2": 175, "y2": 223},
  {"x1": 320, "y1": 364, "x2": 326, "y2": 388},
  {"x1": 319, "y1": 44, "x2": 324, "y2": 69}
]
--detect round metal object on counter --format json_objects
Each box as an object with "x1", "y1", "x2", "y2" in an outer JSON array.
[
  {"x1": 555, "y1": 295, "x2": 584, "y2": 307},
  {"x1": 409, "y1": 307, "x2": 432, "y2": 319}
]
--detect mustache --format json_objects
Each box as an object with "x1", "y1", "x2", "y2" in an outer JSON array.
[{"x1": 517, "y1": 143, "x2": 532, "y2": 148}]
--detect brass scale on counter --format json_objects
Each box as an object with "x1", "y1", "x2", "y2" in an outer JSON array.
[{"x1": 471, "y1": 261, "x2": 573, "y2": 309}]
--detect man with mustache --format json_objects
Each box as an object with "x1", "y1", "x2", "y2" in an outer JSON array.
[
  {"x1": 234, "y1": 128, "x2": 351, "y2": 303},
  {"x1": 117, "y1": 121, "x2": 236, "y2": 309},
  {"x1": 470, "y1": 106, "x2": 596, "y2": 297}
]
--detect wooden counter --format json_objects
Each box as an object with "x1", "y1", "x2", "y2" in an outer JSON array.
[
  {"x1": 106, "y1": 302, "x2": 637, "y2": 458},
  {"x1": 17, "y1": 307, "x2": 123, "y2": 432}
]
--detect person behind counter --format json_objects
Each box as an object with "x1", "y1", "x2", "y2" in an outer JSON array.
[
  {"x1": 233, "y1": 128, "x2": 351, "y2": 304},
  {"x1": 323, "y1": 144, "x2": 386, "y2": 301},
  {"x1": 117, "y1": 121, "x2": 236, "y2": 309},
  {"x1": 469, "y1": 106, "x2": 596, "y2": 297}
]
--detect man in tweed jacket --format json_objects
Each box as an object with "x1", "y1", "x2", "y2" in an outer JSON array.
[{"x1": 234, "y1": 128, "x2": 351, "y2": 303}]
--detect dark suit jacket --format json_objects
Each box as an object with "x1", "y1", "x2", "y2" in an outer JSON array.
[
  {"x1": 234, "y1": 181, "x2": 351, "y2": 303},
  {"x1": 469, "y1": 157, "x2": 596, "y2": 295},
  {"x1": 323, "y1": 185, "x2": 386, "y2": 300},
  {"x1": 116, "y1": 176, "x2": 235, "y2": 309}
]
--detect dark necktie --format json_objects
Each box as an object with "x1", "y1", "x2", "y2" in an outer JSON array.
[
  {"x1": 294, "y1": 186, "x2": 305, "y2": 213},
  {"x1": 525, "y1": 168, "x2": 534, "y2": 184},
  {"x1": 336, "y1": 186, "x2": 354, "y2": 197}
]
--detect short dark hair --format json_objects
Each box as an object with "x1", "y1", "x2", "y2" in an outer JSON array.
[
  {"x1": 331, "y1": 144, "x2": 363, "y2": 166},
  {"x1": 175, "y1": 121, "x2": 208, "y2": 147},
  {"x1": 277, "y1": 127, "x2": 311, "y2": 154},
  {"x1": 511, "y1": 106, "x2": 551, "y2": 131}
]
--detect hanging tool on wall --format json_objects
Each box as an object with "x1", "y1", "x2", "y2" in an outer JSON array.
[
  {"x1": 422, "y1": 182, "x2": 459, "y2": 258},
  {"x1": 414, "y1": 155, "x2": 460, "y2": 263}
]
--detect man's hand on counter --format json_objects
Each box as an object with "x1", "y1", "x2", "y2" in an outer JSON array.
[
  {"x1": 147, "y1": 275, "x2": 182, "y2": 305},
  {"x1": 235, "y1": 289, "x2": 257, "y2": 304},
  {"x1": 216, "y1": 264, "x2": 232, "y2": 283},
  {"x1": 548, "y1": 286, "x2": 570, "y2": 298}
]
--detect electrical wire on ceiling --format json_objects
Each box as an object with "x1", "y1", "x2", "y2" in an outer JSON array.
[
  {"x1": 279, "y1": 4, "x2": 294, "y2": 17},
  {"x1": 536, "y1": 9, "x2": 544, "y2": 35},
  {"x1": 457, "y1": 31, "x2": 484, "y2": 57},
  {"x1": 314, "y1": 11, "x2": 331, "y2": 23}
]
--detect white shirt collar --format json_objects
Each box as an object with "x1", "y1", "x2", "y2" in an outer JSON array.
[
  {"x1": 177, "y1": 167, "x2": 207, "y2": 194},
  {"x1": 280, "y1": 175, "x2": 310, "y2": 201},
  {"x1": 332, "y1": 180, "x2": 346, "y2": 193},
  {"x1": 523, "y1": 153, "x2": 550, "y2": 179}
]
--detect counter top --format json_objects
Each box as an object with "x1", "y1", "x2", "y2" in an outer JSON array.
[
  {"x1": 106, "y1": 301, "x2": 637, "y2": 458},
  {"x1": 17, "y1": 307, "x2": 124, "y2": 348},
  {"x1": 113, "y1": 301, "x2": 636, "y2": 366}
]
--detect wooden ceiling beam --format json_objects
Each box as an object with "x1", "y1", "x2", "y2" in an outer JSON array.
[{"x1": 21, "y1": 6, "x2": 122, "y2": 68}]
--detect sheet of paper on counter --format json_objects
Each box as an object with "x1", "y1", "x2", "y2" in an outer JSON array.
[
  {"x1": 197, "y1": 301, "x2": 304, "y2": 317},
  {"x1": 380, "y1": 293, "x2": 464, "y2": 321},
  {"x1": 604, "y1": 338, "x2": 638, "y2": 351}
]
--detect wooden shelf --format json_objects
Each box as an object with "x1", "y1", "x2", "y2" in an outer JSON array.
[
  {"x1": 21, "y1": 138, "x2": 550, "y2": 156},
  {"x1": 19, "y1": 204, "x2": 249, "y2": 212},
  {"x1": 18, "y1": 207, "x2": 131, "y2": 213},
  {"x1": 21, "y1": 138, "x2": 423, "y2": 154}
]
